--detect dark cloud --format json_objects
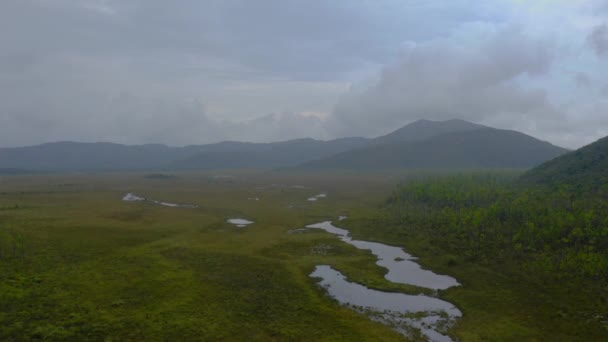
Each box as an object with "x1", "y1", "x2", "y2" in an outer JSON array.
[
  {"x1": 1, "y1": 0, "x2": 495, "y2": 80},
  {"x1": 0, "y1": 1, "x2": 606, "y2": 148},
  {"x1": 328, "y1": 25, "x2": 558, "y2": 138},
  {"x1": 588, "y1": 24, "x2": 608, "y2": 57},
  {"x1": 574, "y1": 72, "x2": 592, "y2": 87},
  {"x1": 1, "y1": 0, "x2": 502, "y2": 147}
]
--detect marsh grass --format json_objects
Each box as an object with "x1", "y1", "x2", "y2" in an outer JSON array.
[
  {"x1": 0, "y1": 226, "x2": 27, "y2": 259},
  {"x1": 0, "y1": 172, "x2": 405, "y2": 341},
  {"x1": 1, "y1": 170, "x2": 603, "y2": 341}
]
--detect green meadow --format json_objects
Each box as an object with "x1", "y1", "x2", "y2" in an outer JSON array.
[
  {"x1": 0, "y1": 171, "x2": 606, "y2": 341},
  {"x1": 0, "y1": 171, "x2": 406, "y2": 341}
]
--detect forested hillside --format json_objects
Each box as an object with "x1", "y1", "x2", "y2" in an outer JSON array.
[
  {"x1": 521, "y1": 135, "x2": 608, "y2": 192},
  {"x1": 383, "y1": 175, "x2": 608, "y2": 280},
  {"x1": 348, "y1": 171, "x2": 608, "y2": 338}
]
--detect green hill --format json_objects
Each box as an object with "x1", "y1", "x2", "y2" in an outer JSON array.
[{"x1": 520, "y1": 135, "x2": 608, "y2": 191}]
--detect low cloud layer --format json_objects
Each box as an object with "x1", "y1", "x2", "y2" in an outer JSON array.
[
  {"x1": 1, "y1": 1, "x2": 607, "y2": 148},
  {"x1": 329, "y1": 25, "x2": 556, "y2": 138}
]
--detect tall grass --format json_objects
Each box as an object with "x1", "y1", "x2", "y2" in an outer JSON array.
[{"x1": 0, "y1": 226, "x2": 27, "y2": 259}]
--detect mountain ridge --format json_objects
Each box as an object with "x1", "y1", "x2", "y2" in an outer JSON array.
[
  {"x1": 299, "y1": 126, "x2": 568, "y2": 170},
  {"x1": 0, "y1": 119, "x2": 568, "y2": 172},
  {"x1": 520, "y1": 135, "x2": 608, "y2": 191},
  {"x1": 371, "y1": 118, "x2": 487, "y2": 145},
  {"x1": 0, "y1": 137, "x2": 369, "y2": 171}
]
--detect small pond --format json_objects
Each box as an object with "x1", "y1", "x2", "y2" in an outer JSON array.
[{"x1": 227, "y1": 218, "x2": 255, "y2": 227}]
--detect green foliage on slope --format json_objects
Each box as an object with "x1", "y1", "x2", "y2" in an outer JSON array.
[
  {"x1": 521, "y1": 135, "x2": 608, "y2": 192},
  {"x1": 384, "y1": 175, "x2": 608, "y2": 279},
  {"x1": 342, "y1": 172, "x2": 608, "y2": 339}
]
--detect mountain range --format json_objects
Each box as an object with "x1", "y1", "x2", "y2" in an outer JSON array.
[{"x1": 0, "y1": 119, "x2": 569, "y2": 172}]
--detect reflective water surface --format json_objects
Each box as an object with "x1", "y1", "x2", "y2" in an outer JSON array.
[
  {"x1": 307, "y1": 220, "x2": 461, "y2": 341},
  {"x1": 311, "y1": 265, "x2": 461, "y2": 342},
  {"x1": 227, "y1": 218, "x2": 255, "y2": 227},
  {"x1": 122, "y1": 193, "x2": 198, "y2": 208}
]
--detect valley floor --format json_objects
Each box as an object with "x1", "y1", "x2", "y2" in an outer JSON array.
[{"x1": 0, "y1": 171, "x2": 605, "y2": 341}]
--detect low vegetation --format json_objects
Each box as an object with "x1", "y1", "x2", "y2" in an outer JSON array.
[
  {"x1": 344, "y1": 172, "x2": 608, "y2": 340},
  {"x1": 144, "y1": 173, "x2": 178, "y2": 180},
  {"x1": 0, "y1": 173, "x2": 404, "y2": 341},
  {"x1": 1, "y1": 167, "x2": 607, "y2": 341}
]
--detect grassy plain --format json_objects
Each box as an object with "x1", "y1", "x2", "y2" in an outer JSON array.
[
  {"x1": 1, "y1": 170, "x2": 605, "y2": 341},
  {"x1": 0, "y1": 171, "x2": 414, "y2": 341}
]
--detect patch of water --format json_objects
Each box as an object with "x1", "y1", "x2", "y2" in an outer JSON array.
[
  {"x1": 306, "y1": 221, "x2": 459, "y2": 290},
  {"x1": 227, "y1": 218, "x2": 254, "y2": 228},
  {"x1": 311, "y1": 265, "x2": 461, "y2": 342},
  {"x1": 122, "y1": 193, "x2": 198, "y2": 208},
  {"x1": 306, "y1": 219, "x2": 461, "y2": 341},
  {"x1": 307, "y1": 221, "x2": 349, "y2": 236},
  {"x1": 307, "y1": 193, "x2": 327, "y2": 202},
  {"x1": 123, "y1": 193, "x2": 145, "y2": 201}
]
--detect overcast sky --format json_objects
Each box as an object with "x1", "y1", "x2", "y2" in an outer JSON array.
[{"x1": 1, "y1": 0, "x2": 607, "y2": 148}]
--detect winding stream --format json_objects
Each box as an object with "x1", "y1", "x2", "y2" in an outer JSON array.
[
  {"x1": 121, "y1": 191, "x2": 460, "y2": 340},
  {"x1": 307, "y1": 220, "x2": 461, "y2": 341},
  {"x1": 306, "y1": 221, "x2": 459, "y2": 290}
]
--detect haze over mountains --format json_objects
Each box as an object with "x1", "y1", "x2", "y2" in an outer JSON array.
[
  {"x1": 0, "y1": 119, "x2": 568, "y2": 172},
  {"x1": 369, "y1": 119, "x2": 487, "y2": 145},
  {"x1": 302, "y1": 123, "x2": 568, "y2": 170}
]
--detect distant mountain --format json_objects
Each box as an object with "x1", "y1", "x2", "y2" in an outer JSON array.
[
  {"x1": 371, "y1": 118, "x2": 487, "y2": 145},
  {"x1": 168, "y1": 137, "x2": 369, "y2": 169},
  {"x1": 0, "y1": 168, "x2": 43, "y2": 175},
  {"x1": 0, "y1": 138, "x2": 368, "y2": 171},
  {"x1": 520, "y1": 135, "x2": 608, "y2": 191},
  {"x1": 0, "y1": 142, "x2": 196, "y2": 171},
  {"x1": 300, "y1": 127, "x2": 568, "y2": 170},
  {"x1": 0, "y1": 119, "x2": 568, "y2": 172}
]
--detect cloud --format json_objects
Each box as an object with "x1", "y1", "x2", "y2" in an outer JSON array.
[
  {"x1": 0, "y1": 0, "x2": 607, "y2": 149},
  {"x1": 223, "y1": 112, "x2": 328, "y2": 143},
  {"x1": 328, "y1": 24, "x2": 558, "y2": 138},
  {"x1": 2, "y1": 0, "x2": 494, "y2": 81},
  {"x1": 0, "y1": 49, "x2": 330, "y2": 146},
  {"x1": 0, "y1": 89, "x2": 328, "y2": 147},
  {"x1": 574, "y1": 72, "x2": 593, "y2": 87},
  {"x1": 588, "y1": 24, "x2": 608, "y2": 57}
]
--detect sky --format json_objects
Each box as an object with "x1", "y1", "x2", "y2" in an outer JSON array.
[{"x1": 1, "y1": 0, "x2": 607, "y2": 149}]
